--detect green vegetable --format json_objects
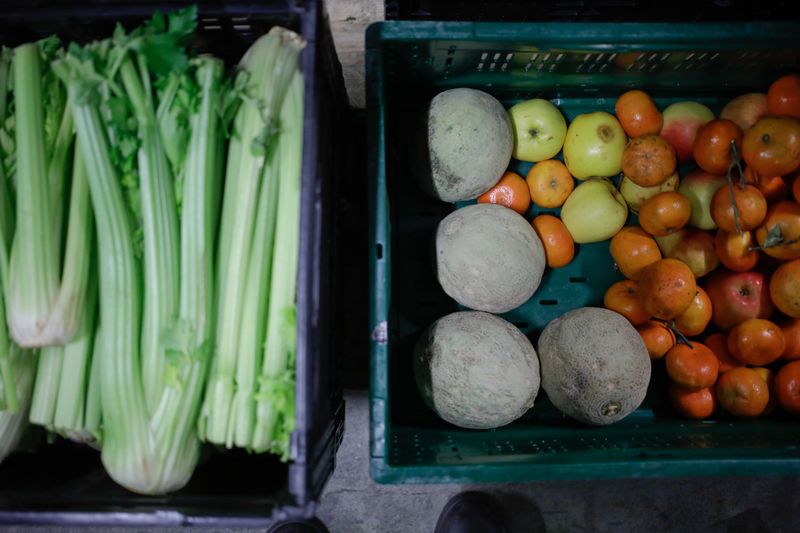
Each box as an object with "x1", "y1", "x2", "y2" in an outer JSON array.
[
  {"x1": 5, "y1": 41, "x2": 93, "y2": 348},
  {"x1": 56, "y1": 6, "x2": 226, "y2": 494},
  {"x1": 251, "y1": 71, "x2": 304, "y2": 455},
  {"x1": 0, "y1": 54, "x2": 37, "y2": 460},
  {"x1": 199, "y1": 26, "x2": 305, "y2": 449},
  {"x1": 28, "y1": 142, "x2": 97, "y2": 442},
  {"x1": 2, "y1": 5, "x2": 306, "y2": 490},
  {"x1": 0, "y1": 344, "x2": 37, "y2": 463}
]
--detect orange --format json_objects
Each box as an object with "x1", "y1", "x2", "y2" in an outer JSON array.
[
  {"x1": 741, "y1": 117, "x2": 800, "y2": 178},
  {"x1": 754, "y1": 201, "x2": 800, "y2": 260},
  {"x1": 668, "y1": 383, "x2": 716, "y2": 420},
  {"x1": 727, "y1": 318, "x2": 786, "y2": 366},
  {"x1": 665, "y1": 342, "x2": 719, "y2": 390},
  {"x1": 609, "y1": 226, "x2": 662, "y2": 280},
  {"x1": 615, "y1": 89, "x2": 663, "y2": 138},
  {"x1": 637, "y1": 258, "x2": 697, "y2": 320},
  {"x1": 704, "y1": 332, "x2": 744, "y2": 373},
  {"x1": 636, "y1": 320, "x2": 676, "y2": 360},
  {"x1": 769, "y1": 258, "x2": 800, "y2": 318},
  {"x1": 603, "y1": 279, "x2": 651, "y2": 326},
  {"x1": 710, "y1": 184, "x2": 767, "y2": 233},
  {"x1": 621, "y1": 134, "x2": 677, "y2": 187},
  {"x1": 674, "y1": 287, "x2": 712, "y2": 337},
  {"x1": 692, "y1": 119, "x2": 744, "y2": 175},
  {"x1": 526, "y1": 160, "x2": 574, "y2": 208},
  {"x1": 531, "y1": 214, "x2": 575, "y2": 269},
  {"x1": 752, "y1": 367, "x2": 778, "y2": 415},
  {"x1": 716, "y1": 367, "x2": 770, "y2": 418},
  {"x1": 714, "y1": 229, "x2": 759, "y2": 272},
  {"x1": 637, "y1": 191, "x2": 691, "y2": 237},
  {"x1": 780, "y1": 318, "x2": 800, "y2": 361},
  {"x1": 775, "y1": 360, "x2": 800, "y2": 415},
  {"x1": 767, "y1": 74, "x2": 800, "y2": 118},
  {"x1": 477, "y1": 171, "x2": 531, "y2": 214}
]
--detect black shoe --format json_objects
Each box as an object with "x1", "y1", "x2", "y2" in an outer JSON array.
[
  {"x1": 267, "y1": 517, "x2": 330, "y2": 533},
  {"x1": 434, "y1": 491, "x2": 509, "y2": 533}
]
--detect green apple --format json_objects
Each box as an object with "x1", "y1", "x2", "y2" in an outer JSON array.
[
  {"x1": 561, "y1": 178, "x2": 628, "y2": 243},
  {"x1": 654, "y1": 231, "x2": 683, "y2": 257},
  {"x1": 563, "y1": 111, "x2": 627, "y2": 179},
  {"x1": 619, "y1": 171, "x2": 680, "y2": 213},
  {"x1": 508, "y1": 98, "x2": 567, "y2": 162},
  {"x1": 678, "y1": 169, "x2": 728, "y2": 230}
]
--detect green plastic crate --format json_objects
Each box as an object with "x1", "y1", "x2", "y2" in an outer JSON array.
[{"x1": 368, "y1": 20, "x2": 800, "y2": 484}]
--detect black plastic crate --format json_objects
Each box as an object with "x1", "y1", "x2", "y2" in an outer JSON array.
[{"x1": 0, "y1": 0, "x2": 347, "y2": 526}]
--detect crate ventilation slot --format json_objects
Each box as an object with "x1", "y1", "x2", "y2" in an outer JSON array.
[
  {"x1": 539, "y1": 299, "x2": 558, "y2": 306},
  {"x1": 569, "y1": 277, "x2": 587, "y2": 283}
]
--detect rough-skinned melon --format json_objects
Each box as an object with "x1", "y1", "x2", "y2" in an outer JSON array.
[
  {"x1": 537, "y1": 307, "x2": 651, "y2": 426},
  {"x1": 414, "y1": 311, "x2": 540, "y2": 430},
  {"x1": 436, "y1": 203, "x2": 545, "y2": 313},
  {"x1": 414, "y1": 88, "x2": 513, "y2": 202}
]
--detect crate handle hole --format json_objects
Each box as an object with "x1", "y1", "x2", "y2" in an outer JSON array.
[
  {"x1": 539, "y1": 299, "x2": 558, "y2": 306},
  {"x1": 513, "y1": 322, "x2": 529, "y2": 328},
  {"x1": 569, "y1": 277, "x2": 587, "y2": 283},
  {"x1": 376, "y1": 243, "x2": 383, "y2": 260}
]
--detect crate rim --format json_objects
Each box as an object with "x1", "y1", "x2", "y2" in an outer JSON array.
[{"x1": 366, "y1": 19, "x2": 800, "y2": 48}]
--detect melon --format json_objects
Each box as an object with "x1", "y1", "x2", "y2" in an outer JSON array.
[
  {"x1": 414, "y1": 311, "x2": 540, "y2": 430},
  {"x1": 436, "y1": 203, "x2": 545, "y2": 313},
  {"x1": 414, "y1": 88, "x2": 513, "y2": 202},
  {"x1": 537, "y1": 307, "x2": 651, "y2": 426}
]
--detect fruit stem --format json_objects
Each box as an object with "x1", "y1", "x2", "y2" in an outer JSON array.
[
  {"x1": 725, "y1": 143, "x2": 744, "y2": 236},
  {"x1": 729, "y1": 140, "x2": 746, "y2": 189},
  {"x1": 667, "y1": 320, "x2": 694, "y2": 349},
  {"x1": 749, "y1": 236, "x2": 800, "y2": 252}
]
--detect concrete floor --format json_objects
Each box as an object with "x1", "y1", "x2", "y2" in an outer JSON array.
[{"x1": 316, "y1": 391, "x2": 800, "y2": 533}]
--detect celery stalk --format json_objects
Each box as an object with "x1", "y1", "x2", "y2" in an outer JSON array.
[
  {"x1": 119, "y1": 57, "x2": 180, "y2": 413},
  {"x1": 52, "y1": 277, "x2": 97, "y2": 441},
  {"x1": 0, "y1": 291, "x2": 17, "y2": 413},
  {"x1": 6, "y1": 44, "x2": 59, "y2": 346},
  {"x1": 0, "y1": 345, "x2": 37, "y2": 464},
  {"x1": 28, "y1": 345, "x2": 62, "y2": 426},
  {"x1": 83, "y1": 324, "x2": 103, "y2": 443},
  {"x1": 228, "y1": 120, "x2": 281, "y2": 448},
  {"x1": 7, "y1": 41, "x2": 93, "y2": 348},
  {"x1": 28, "y1": 138, "x2": 96, "y2": 433},
  {"x1": 251, "y1": 72, "x2": 304, "y2": 455},
  {"x1": 201, "y1": 26, "x2": 305, "y2": 445},
  {"x1": 63, "y1": 71, "x2": 150, "y2": 488},
  {"x1": 152, "y1": 55, "x2": 224, "y2": 486}
]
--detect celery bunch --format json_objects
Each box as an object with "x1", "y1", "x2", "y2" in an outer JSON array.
[
  {"x1": 198, "y1": 27, "x2": 304, "y2": 456},
  {"x1": 0, "y1": 6, "x2": 307, "y2": 494}
]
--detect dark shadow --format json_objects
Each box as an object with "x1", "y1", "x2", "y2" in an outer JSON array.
[{"x1": 483, "y1": 489, "x2": 548, "y2": 533}]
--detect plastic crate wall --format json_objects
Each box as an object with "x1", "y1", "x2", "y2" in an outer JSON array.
[{"x1": 0, "y1": 0, "x2": 346, "y2": 526}]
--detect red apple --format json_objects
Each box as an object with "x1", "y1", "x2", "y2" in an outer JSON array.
[
  {"x1": 678, "y1": 169, "x2": 727, "y2": 230},
  {"x1": 660, "y1": 102, "x2": 715, "y2": 163},
  {"x1": 668, "y1": 229, "x2": 719, "y2": 279},
  {"x1": 720, "y1": 93, "x2": 768, "y2": 133},
  {"x1": 704, "y1": 268, "x2": 774, "y2": 330}
]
